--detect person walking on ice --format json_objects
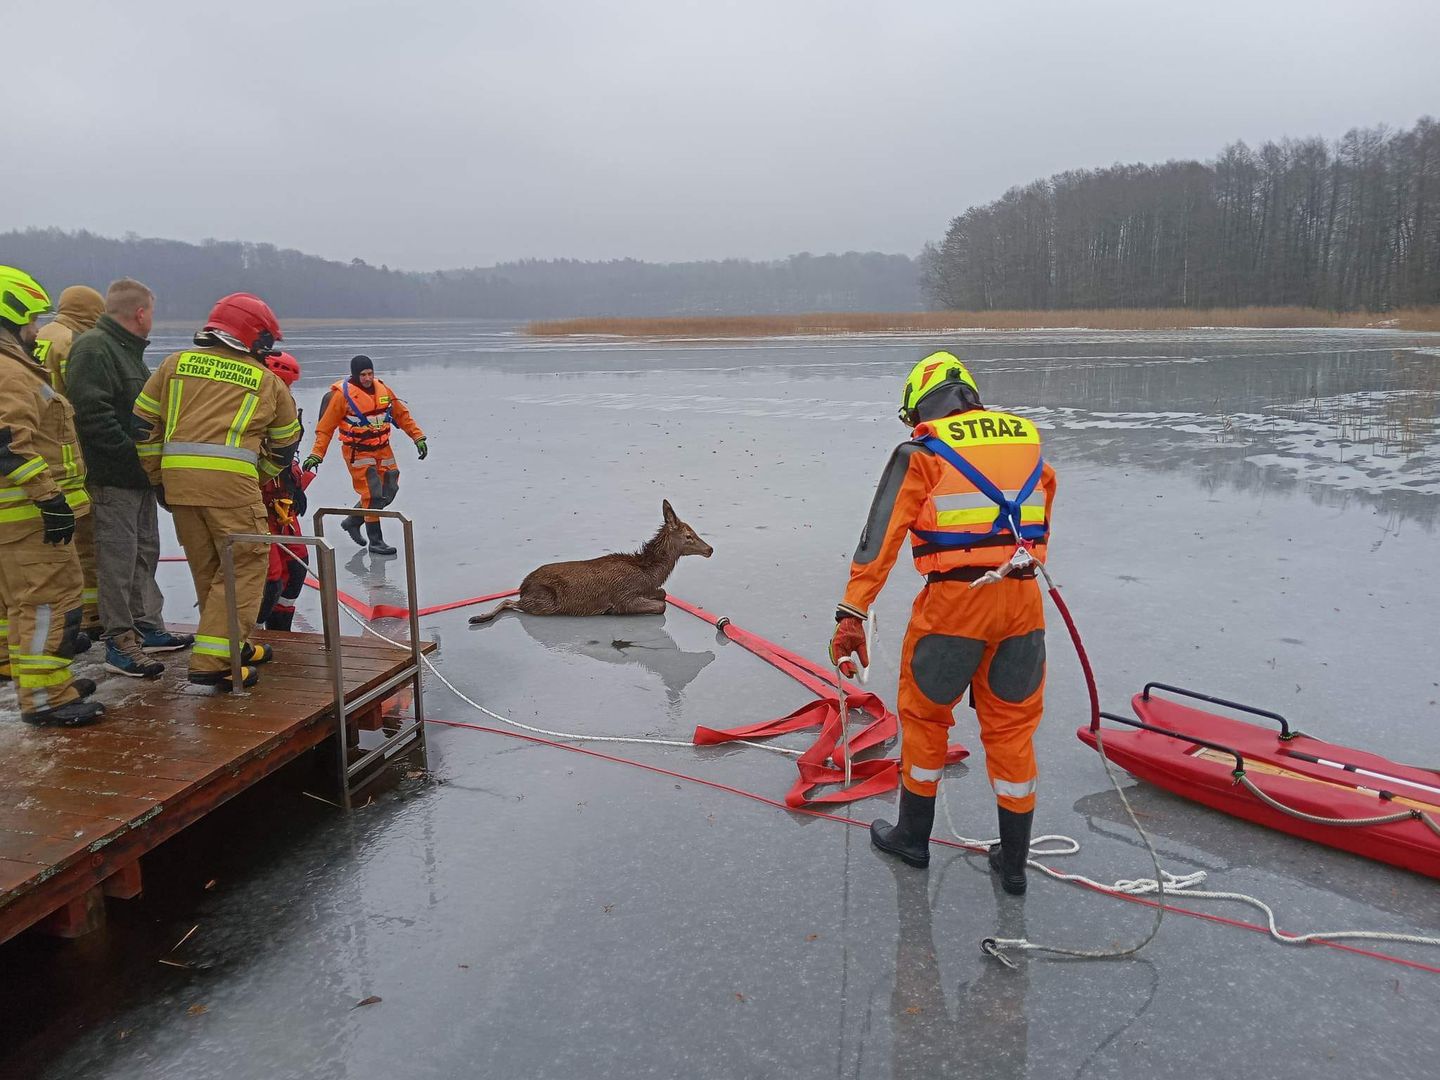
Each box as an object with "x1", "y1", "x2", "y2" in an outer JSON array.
[{"x1": 303, "y1": 354, "x2": 427, "y2": 556}]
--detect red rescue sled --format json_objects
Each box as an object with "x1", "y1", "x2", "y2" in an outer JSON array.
[{"x1": 1077, "y1": 683, "x2": 1440, "y2": 879}]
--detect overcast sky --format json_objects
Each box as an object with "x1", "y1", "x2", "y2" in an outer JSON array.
[{"x1": 11, "y1": 0, "x2": 1438, "y2": 269}]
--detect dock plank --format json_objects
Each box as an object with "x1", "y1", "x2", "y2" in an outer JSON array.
[{"x1": 0, "y1": 629, "x2": 432, "y2": 945}]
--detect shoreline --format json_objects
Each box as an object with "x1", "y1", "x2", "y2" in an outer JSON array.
[{"x1": 525, "y1": 307, "x2": 1440, "y2": 338}]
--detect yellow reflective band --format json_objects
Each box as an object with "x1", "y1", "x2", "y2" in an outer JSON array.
[
  {"x1": 34, "y1": 339, "x2": 53, "y2": 365},
  {"x1": 64, "y1": 489, "x2": 90, "y2": 512},
  {"x1": 165, "y1": 379, "x2": 184, "y2": 441},
  {"x1": 176, "y1": 352, "x2": 263, "y2": 392},
  {"x1": 0, "y1": 487, "x2": 28, "y2": 503},
  {"x1": 929, "y1": 411, "x2": 1040, "y2": 448},
  {"x1": 934, "y1": 505, "x2": 1046, "y2": 528},
  {"x1": 15, "y1": 653, "x2": 68, "y2": 670},
  {"x1": 18, "y1": 669, "x2": 73, "y2": 689},
  {"x1": 226, "y1": 393, "x2": 259, "y2": 449},
  {"x1": 0, "y1": 504, "x2": 43, "y2": 523},
  {"x1": 267, "y1": 419, "x2": 301, "y2": 442},
  {"x1": 160, "y1": 455, "x2": 259, "y2": 478},
  {"x1": 258, "y1": 458, "x2": 282, "y2": 479},
  {"x1": 135, "y1": 390, "x2": 161, "y2": 416},
  {"x1": 6, "y1": 457, "x2": 46, "y2": 484},
  {"x1": 137, "y1": 443, "x2": 162, "y2": 457},
  {"x1": 193, "y1": 635, "x2": 231, "y2": 658},
  {"x1": 83, "y1": 589, "x2": 99, "y2": 604}
]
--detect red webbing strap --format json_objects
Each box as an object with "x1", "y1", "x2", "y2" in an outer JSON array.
[{"x1": 670, "y1": 594, "x2": 969, "y2": 806}]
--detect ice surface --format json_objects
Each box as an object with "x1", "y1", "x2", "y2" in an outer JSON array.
[{"x1": 5, "y1": 324, "x2": 1438, "y2": 1080}]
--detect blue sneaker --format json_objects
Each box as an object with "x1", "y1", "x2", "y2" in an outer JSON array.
[
  {"x1": 105, "y1": 636, "x2": 164, "y2": 678},
  {"x1": 140, "y1": 629, "x2": 195, "y2": 653}
]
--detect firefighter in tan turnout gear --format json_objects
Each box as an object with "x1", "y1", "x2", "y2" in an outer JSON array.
[
  {"x1": 134, "y1": 293, "x2": 302, "y2": 689},
  {"x1": 0, "y1": 267, "x2": 104, "y2": 727},
  {"x1": 34, "y1": 285, "x2": 106, "y2": 634}
]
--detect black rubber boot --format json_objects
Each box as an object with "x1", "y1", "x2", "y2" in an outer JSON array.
[
  {"x1": 72, "y1": 677, "x2": 97, "y2": 700},
  {"x1": 366, "y1": 521, "x2": 397, "y2": 556},
  {"x1": 341, "y1": 515, "x2": 366, "y2": 547},
  {"x1": 23, "y1": 699, "x2": 106, "y2": 727},
  {"x1": 870, "y1": 787, "x2": 936, "y2": 868},
  {"x1": 265, "y1": 609, "x2": 296, "y2": 632},
  {"x1": 188, "y1": 665, "x2": 260, "y2": 690},
  {"x1": 987, "y1": 807, "x2": 1034, "y2": 895}
]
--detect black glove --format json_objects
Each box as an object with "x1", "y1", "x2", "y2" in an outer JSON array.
[{"x1": 36, "y1": 494, "x2": 76, "y2": 545}]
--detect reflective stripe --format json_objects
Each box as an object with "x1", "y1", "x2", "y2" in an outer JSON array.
[
  {"x1": 137, "y1": 443, "x2": 163, "y2": 457},
  {"x1": 909, "y1": 764, "x2": 944, "y2": 783},
  {"x1": 17, "y1": 667, "x2": 72, "y2": 689},
  {"x1": 0, "y1": 487, "x2": 28, "y2": 503},
  {"x1": 160, "y1": 455, "x2": 259, "y2": 478},
  {"x1": 29, "y1": 604, "x2": 52, "y2": 709},
  {"x1": 165, "y1": 380, "x2": 184, "y2": 440},
  {"x1": 134, "y1": 390, "x2": 161, "y2": 416},
  {"x1": 193, "y1": 634, "x2": 232, "y2": 659},
  {"x1": 349, "y1": 456, "x2": 377, "y2": 468},
  {"x1": 227, "y1": 393, "x2": 259, "y2": 449},
  {"x1": 991, "y1": 777, "x2": 1037, "y2": 799},
  {"x1": 0, "y1": 486, "x2": 88, "y2": 523},
  {"x1": 267, "y1": 419, "x2": 301, "y2": 442},
  {"x1": 83, "y1": 588, "x2": 99, "y2": 605},
  {"x1": 6, "y1": 456, "x2": 47, "y2": 484},
  {"x1": 258, "y1": 458, "x2": 282, "y2": 479},
  {"x1": 162, "y1": 442, "x2": 259, "y2": 464}
]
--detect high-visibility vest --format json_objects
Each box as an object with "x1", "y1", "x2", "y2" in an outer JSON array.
[
  {"x1": 333, "y1": 379, "x2": 396, "y2": 449},
  {"x1": 907, "y1": 409, "x2": 1049, "y2": 571}
]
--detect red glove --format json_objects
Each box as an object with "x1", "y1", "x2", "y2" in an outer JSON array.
[{"x1": 829, "y1": 617, "x2": 869, "y2": 677}]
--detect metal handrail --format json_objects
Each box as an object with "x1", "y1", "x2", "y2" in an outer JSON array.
[
  {"x1": 217, "y1": 508, "x2": 427, "y2": 809},
  {"x1": 312, "y1": 508, "x2": 427, "y2": 806}
]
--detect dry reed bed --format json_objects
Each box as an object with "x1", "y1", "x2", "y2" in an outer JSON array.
[{"x1": 527, "y1": 307, "x2": 1440, "y2": 338}]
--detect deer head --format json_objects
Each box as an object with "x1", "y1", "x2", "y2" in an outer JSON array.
[{"x1": 663, "y1": 500, "x2": 713, "y2": 558}]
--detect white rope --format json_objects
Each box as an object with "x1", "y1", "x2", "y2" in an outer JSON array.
[
  {"x1": 938, "y1": 726, "x2": 1440, "y2": 960},
  {"x1": 323, "y1": 587, "x2": 801, "y2": 757},
  {"x1": 303, "y1": 565, "x2": 1440, "y2": 961}
]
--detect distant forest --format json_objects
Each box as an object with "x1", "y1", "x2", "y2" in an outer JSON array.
[
  {"x1": 1, "y1": 229, "x2": 919, "y2": 320},
  {"x1": 922, "y1": 117, "x2": 1440, "y2": 312}
]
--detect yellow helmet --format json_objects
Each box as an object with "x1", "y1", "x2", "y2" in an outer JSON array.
[
  {"x1": 0, "y1": 266, "x2": 52, "y2": 328},
  {"x1": 899, "y1": 350, "x2": 979, "y2": 426}
]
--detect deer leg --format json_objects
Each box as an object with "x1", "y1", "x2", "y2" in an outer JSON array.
[
  {"x1": 608, "y1": 596, "x2": 668, "y2": 616},
  {"x1": 514, "y1": 583, "x2": 563, "y2": 616},
  {"x1": 646, "y1": 587, "x2": 667, "y2": 602}
]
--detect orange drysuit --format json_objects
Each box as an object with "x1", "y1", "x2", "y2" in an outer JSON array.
[
  {"x1": 841, "y1": 409, "x2": 1057, "y2": 813},
  {"x1": 309, "y1": 378, "x2": 424, "y2": 523}
]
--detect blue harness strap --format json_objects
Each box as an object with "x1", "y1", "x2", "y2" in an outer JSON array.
[
  {"x1": 342, "y1": 382, "x2": 393, "y2": 429},
  {"x1": 913, "y1": 435, "x2": 1046, "y2": 547}
]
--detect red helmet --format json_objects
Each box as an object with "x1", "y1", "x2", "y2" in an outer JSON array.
[
  {"x1": 201, "y1": 293, "x2": 282, "y2": 356},
  {"x1": 265, "y1": 351, "x2": 301, "y2": 387}
]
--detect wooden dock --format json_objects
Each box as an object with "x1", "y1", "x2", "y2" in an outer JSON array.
[{"x1": 0, "y1": 628, "x2": 431, "y2": 946}]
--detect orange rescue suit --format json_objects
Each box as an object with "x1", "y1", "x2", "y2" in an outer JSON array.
[
  {"x1": 310, "y1": 378, "x2": 424, "y2": 524},
  {"x1": 842, "y1": 408, "x2": 1057, "y2": 813}
]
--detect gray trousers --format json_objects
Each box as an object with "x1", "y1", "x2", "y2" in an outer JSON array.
[{"x1": 91, "y1": 485, "x2": 168, "y2": 639}]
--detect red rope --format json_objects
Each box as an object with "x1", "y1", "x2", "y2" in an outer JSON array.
[{"x1": 425, "y1": 715, "x2": 1440, "y2": 977}]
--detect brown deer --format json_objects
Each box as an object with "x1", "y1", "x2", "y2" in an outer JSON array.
[{"x1": 468, "y1": 501, "x2": 713, "y2": 624}]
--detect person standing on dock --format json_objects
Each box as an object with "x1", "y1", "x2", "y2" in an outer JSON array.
[
  {"x1": 133, "y1": 294, "x2": 302, "y2": 690},
  {"x1": 829, "y1": 352, "x2": 1056, "y2": 894},
  {"x1": 0, "y1": 266, "x2": 105, "y2": 727},
  {"x1": 68, "y1": 280, "x2": 192, "y2": 678},
  {"x1": 303, "y1": 354, "x2": 427, "y2": 556},
  {"x1": 34, "y1": 285, "x2": 105, "y2": 633},
  {"x1": 257, "y1": 351, "x2": 313, "y2": 632}
]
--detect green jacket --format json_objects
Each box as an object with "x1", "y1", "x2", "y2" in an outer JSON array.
[{"x1": 66, "y1": 315, "x2": 153, "y2": 489}]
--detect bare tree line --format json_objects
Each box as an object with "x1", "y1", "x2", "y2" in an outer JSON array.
[{"x1": 922, "y1": 118, "x2": 1440, "y2": 312}]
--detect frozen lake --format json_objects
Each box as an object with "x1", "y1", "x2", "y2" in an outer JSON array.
[{"x1": 5, "y1": 323, "x2": 1438, "y2": 1079}]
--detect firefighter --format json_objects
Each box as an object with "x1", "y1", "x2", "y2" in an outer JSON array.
[
  {"x1": 829, "y1": 352, "x2": 1057, "y2": 894},
  {"x1": 303, "y1": 354, "x2": 427, "y2": 556},
  {"x1": 0, "y1": 267, "x2": 103, "y2": 726},
  {"x1": 257, "y1": 352, "x2": 313, "y2": 631},
  {"x1": 34, "y1": 285, "x2": 105, "y2": 633},
  {"x1": 133, "y1": 294, "x2": 302, "y2": 689}
]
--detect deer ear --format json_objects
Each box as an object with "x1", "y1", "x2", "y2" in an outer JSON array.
[{"x1": 662, "y1": 499, "x2": 677, "y2": 524}]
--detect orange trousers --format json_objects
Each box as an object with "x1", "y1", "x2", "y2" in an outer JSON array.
[
  {"x1": 343, "y1": 444, "x2": 399, "y2": 524},
  {"x1": 897, "y1": 576, "x2": 1045, "y2": 812}
]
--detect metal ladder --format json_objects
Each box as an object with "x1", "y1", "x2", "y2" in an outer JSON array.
[{"x1": 220, "y1": 507, "x2": 428, "y2": 809}]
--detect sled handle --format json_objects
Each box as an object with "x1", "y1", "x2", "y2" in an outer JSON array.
[
  {"x1": 1141, "y1": 682, "x2": 1295, "y2": 740},
  {"x1": 1098, "y1": 710, "x2": 1247, "y2": 777}
]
